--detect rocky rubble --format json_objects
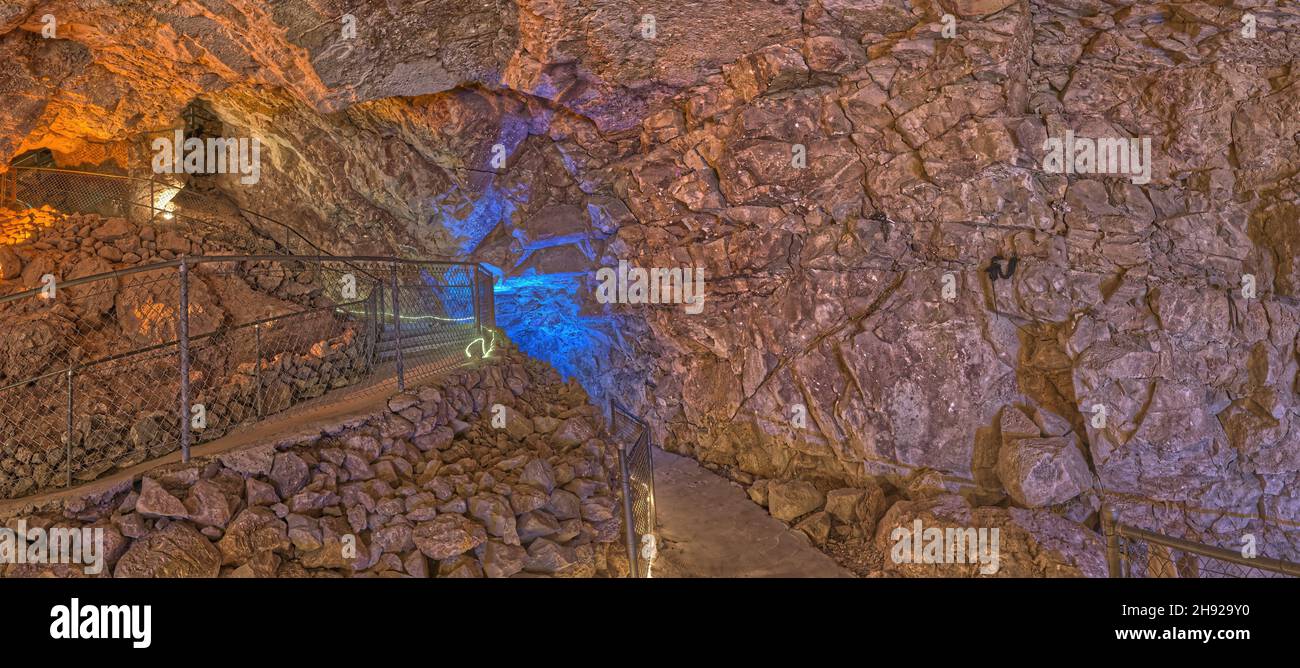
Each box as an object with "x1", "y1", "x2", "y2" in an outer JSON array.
[
  {"x1": 0, "y1": 206, "x2": 236, "y2": 285},
  {"x1": 1, "y1": 350, "x2": 630, "y2": 578},
  {"x1": 727, "y1": 463, "x2": 1103, "y2": 577},
  {"x1": 732, "y1": 468, "x2": 888, "y2": 547}
]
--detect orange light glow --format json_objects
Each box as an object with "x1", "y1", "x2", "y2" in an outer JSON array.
[{"x1": 0, "y1": 206, "x2": 59, "y2": 245}]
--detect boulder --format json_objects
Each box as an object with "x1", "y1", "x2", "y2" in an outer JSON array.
[
  {"x1": 520, "y1": 458, "x2": 556, "y2": 492},
  {"x1": 183, "y1": 480, "x2": 232, "y2": 528},
  {"x1": 0, "y1": 246, "x2": 21, "y2": 279},
  {"x1": 413, "y1": 514, "x2": 487, "y2": 560},
  {"x1": 218, "y1": 444, "x2": 276, "y2": 477},
  {"x1": 997, "y1": 437, "x2": 1092, "y2": 508},
  {"x1": 824, "y1": 485, "x2": 888, "y2": 533},
  {"x1": 134, "y1": 477, "x2": 187, "y2": 520},
  {"x1": 216, "y1": 507, "x2": 289, "y2": 565},
  {"x1": 479, "y1": 541, "x2": 527, "y2": 578},
  {"x1": 767, "y1": 480, "x2": 825, "y2": 522},
  {"x1": 268, "y1": 452, "x2": 309, "y2": 498},
  {"x1": 113, "y1": 523, "x2": 221, "y2": 578},
  {"x1": 468, "y1": 494, "x2": 519, "y2": 543}
]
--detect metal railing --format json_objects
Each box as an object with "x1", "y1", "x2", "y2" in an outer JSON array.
[
  {"x1": 0, "y1": 253, "x2": 498, "y2": 500},
  {"x1": 611, "y1": 399, "x2": 656, "y2": 578},
  {"x1": 1102, "y1": 505, "x2": 1300, "y2": 578},
  {"x1": 8, "y1": 166, "x2": 333, "y2": 257}
]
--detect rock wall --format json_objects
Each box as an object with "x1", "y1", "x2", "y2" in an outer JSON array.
[
  {"x1": 1, "y1": 351, "x2": 630, "y2": 578},
  {"x1": 618, "y1": 1, "x2": 1300, "y2": 564}
]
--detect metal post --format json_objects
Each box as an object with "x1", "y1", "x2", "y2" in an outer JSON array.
[
  {"x1": 178, "y1": 256, "x2": 192, "y2": 462},
  {"x1": 65, "y1": 366, "x2": 74, "y2": 487},
  {"x1": 368, "y1": 286, "x2": 379, "y2": 372},
  {"x1": 472, "y1": 266, "x2": 481, "y2": 334},
  {"x1": 618, "y1": 441, "x2": 640, "y2": 578},
  {"x1": 254, "y1": 323, "x2": 263, "y2": 418},
  {"x1": 642, "y1": 429, "x2": 656, "y2": 536},
  {"x1": 1102, "y1": 503, "x2": 1122, "y2": 578},
  {"x1": 149, "y1": 178, "x2": 155, "y2": 224},
  {"x1": 391, "y1": 263, "x2": 404, "y2": 391}
]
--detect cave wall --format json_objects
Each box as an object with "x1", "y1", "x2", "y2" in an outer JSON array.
[{"x1": 2, "y1": 1, "x2": 1299, "y2": 557}]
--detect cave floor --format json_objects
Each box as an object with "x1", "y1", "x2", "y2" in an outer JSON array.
[{"x1": 651, "y1": 449, "x2": 854, "y2": 578}]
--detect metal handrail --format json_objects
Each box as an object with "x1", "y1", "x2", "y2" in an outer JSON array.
[
  {"x1": 0, "y1": 253, "x2": 489, "y2": 391},
  {"x1": 0, "y1": 295, "x2": 373, "y2": 394},
  {"x1": 1102, "y1": 505, "x2": 1300, "y2": 578},
  {"x1": 7, "y1": 166, "x2": 477, "y2": 289},
  {"x1": 12, "y1": 166, "x2": 330, "y2": 258},
  {"x1": 0, "y1": 253, "x2": 478, "y2": 305},
  {"x1": 611, "y1": 398, "x2": 656, "y2": 578}
]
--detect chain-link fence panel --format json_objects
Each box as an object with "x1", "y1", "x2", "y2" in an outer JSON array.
[
  {"x1": 611, "y1": 400, "x2": 655, "y2": 578},
  {"x1": 177, "y1": 258, "x2": 379, "y2": 444},
  {"x1": 386, "y1": 261, "x2": 488, "y2": 389},
  {"x1": 1104, "y1": 505, "x2": 1300, "y2": 578},
  {"x1": 12, "y1": 167, "x2": 322, "y2": 257},
  {"x1": 0, "y1": 265, "x2": 185, "y2": 496}
]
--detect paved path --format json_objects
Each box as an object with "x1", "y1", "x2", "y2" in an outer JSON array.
[{"x1": 651, "y1": 448, "x2": 852, "y2": 578}]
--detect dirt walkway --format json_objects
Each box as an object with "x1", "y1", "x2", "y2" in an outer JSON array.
[{"x1": 650, "y1": 449, "x2": 853, "y2": 578}]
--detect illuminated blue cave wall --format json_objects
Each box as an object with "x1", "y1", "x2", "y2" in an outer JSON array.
[
  {"x1": 492, "y1": 270, "x2": 616, "y2": 397},
  {"x1": 426, "y1": 115, "x2": 618, "y2": 398}
]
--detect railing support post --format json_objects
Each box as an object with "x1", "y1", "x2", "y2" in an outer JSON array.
[
  {"x1": 472, "y1": 267, "x2": 482, "y2": 335},
  {"x1": 391, "y1": 263, "x2": 404, "y2": 392},
  {"x1": 254, "y1": 323, "x2": 264, "y2": 419},
  {"x1": 1102, "y1": 503, "x2": 1122, "y2": 578},
  {"x1": 178, "y1": 256, "x2": 192, "y2": 462},
  {"x1": 65, "y1": 366, "x2": 74, "y2": 487},
  {"x1": 370, "y1": 284, "x2": 380, "y2": 372},
  {"x1": 617, "y1": 440, "x2": 640, "y2": 579}
]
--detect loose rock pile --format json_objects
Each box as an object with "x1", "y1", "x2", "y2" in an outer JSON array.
[
  {"x1": 1, "y1": 351, "x2": 630, "y2": 578},
  {"x1": 0, "y1": 206, "x2": 233, "y2": 285}
]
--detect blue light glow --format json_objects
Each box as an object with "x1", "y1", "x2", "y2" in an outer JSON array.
[
  {"x1": 493, "y1": 270, "x2": 614, "y2": 393},
  {"x1": 436, "y1": 182, "x2": 521, "y2": 255}
]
